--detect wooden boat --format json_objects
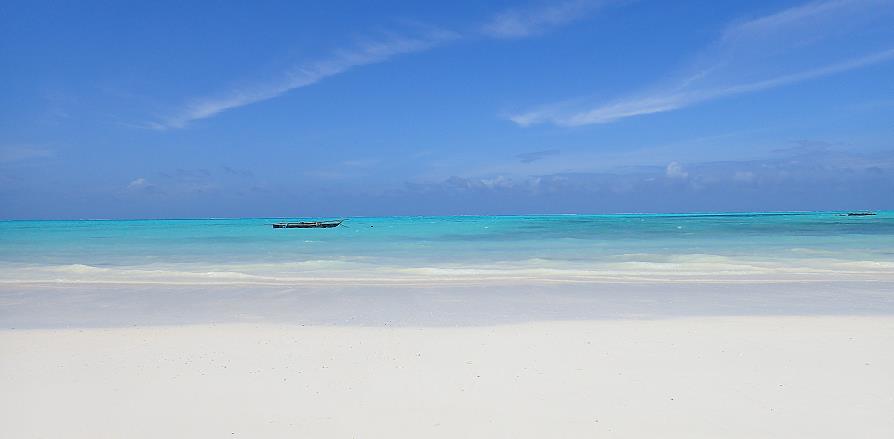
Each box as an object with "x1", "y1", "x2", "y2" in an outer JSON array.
[{"x1": 272, "y1": 220, "x2": 343, "y2": 229}]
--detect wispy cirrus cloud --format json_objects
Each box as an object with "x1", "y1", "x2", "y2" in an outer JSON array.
[
  {"x1": 150, "y1": 28, "x2": 459, "y2": 130},
  {"x1": 149, "y1": 1, "x2": 618, "y2": 130},
  {"x1": 513, "y1": 49, "x2": 894, "y2": 126},
  {"x1": 481, "y1": 0, "x2": 618, "y2": 39},
  {"x1": 511, "y1": 0, "x2": 894, "y2": 127}
]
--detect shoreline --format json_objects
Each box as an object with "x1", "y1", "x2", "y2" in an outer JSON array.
[
  {"x1": 3, "y1": 280, "x2": 894, "y2": 329},
  {"x1": 3, "y1": 257, "x2": 894, "y2": 287}
]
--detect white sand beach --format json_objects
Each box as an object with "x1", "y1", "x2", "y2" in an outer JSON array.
[
  {"x1": 5, "y1": 0, "x2": 894, "y2": 435},
  {"x1": 2, "y1": 282, "x2": 894, "y2": 438}
]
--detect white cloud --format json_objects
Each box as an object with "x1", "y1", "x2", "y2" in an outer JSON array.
[
  {"x1": 147, "y1": 3, "x2": 621, "y2": 130},
  {"x1": 517, "y1": 49, "x2": 894, "y2": 126},
  {"x1": 665, "y1": 162, "x2": 688, "y2": 179},
  {"x1": 481, "y1": 0, "x2": 614, "y2": 39},
  {"x1": 734, "y1": 171, "x2": 755, "y2": 182},
  {"x1": 479, "y1": 175, "x2": 516, "y2": 189},
  {"x1": 153, "y1": 28, "x2": 458, "y2": 129},
  {"x1": 442, "y1": 174, "x2": 530, "y2": 191},
  {"x1": 127, "y1": 177, "x2": 149, "y2": 189},
  {"x1": 720, "y1": 0, "x2": 868, "y2": 42},
  {"x1": 511, "y1": 0, "x2": 894, "y2": 126}
]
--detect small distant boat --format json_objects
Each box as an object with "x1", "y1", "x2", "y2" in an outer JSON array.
[
  {"x1": 272, "y1": 220, "x2": 344, "y2": 229},
  {"x1": 845, "y1": 212, "x2": 876, "y2": 216}
]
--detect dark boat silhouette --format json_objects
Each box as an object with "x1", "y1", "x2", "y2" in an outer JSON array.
[
  {"x1": 272, "y1": 220, "x2": 343, "y2": 229},
  {"x1": 844, "y1": 212, "x2": 876, "y2": 217}
]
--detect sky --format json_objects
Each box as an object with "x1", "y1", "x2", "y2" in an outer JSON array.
[{"x1": 1, "y1": 0, "x2": 893, "y2": 219}]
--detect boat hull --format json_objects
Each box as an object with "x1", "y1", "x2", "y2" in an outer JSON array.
[{"x1": 272, "y1": 220, "x2": 343, "y2": 229}]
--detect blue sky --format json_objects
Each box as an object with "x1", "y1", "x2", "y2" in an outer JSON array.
[{"x1": 1, "y1": 0, "x2": 893, "y2": 219}]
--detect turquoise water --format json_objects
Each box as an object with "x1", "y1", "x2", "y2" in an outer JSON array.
[{"x1": 2, "y1": 212, "x2": 894, "y2": 283}]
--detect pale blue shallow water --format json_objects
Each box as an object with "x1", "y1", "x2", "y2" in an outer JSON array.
[{"x1": 2, "y1": 212, "x2": 893, "y2": 273}]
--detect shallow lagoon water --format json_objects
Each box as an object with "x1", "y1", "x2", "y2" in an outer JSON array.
[{"x1": 2, "y1": 212, "x2": 893, "y2": 284}]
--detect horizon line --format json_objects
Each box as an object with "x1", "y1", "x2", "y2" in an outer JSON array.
[{"x1": 2, "y1": 209, "x2": 888, "y2": 222}]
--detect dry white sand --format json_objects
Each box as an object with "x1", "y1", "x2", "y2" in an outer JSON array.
[{"x1": 2, "y1": 316, "x2": 893, "y2": 438}]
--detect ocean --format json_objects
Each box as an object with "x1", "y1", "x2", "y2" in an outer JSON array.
[{"x1": 2, "y1": 212, "x2": 893, "y2": 285}]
